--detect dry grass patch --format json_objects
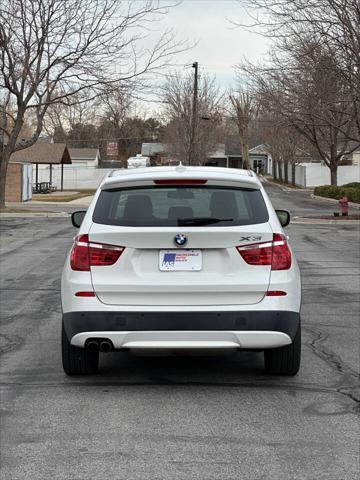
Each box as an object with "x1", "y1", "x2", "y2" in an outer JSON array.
[
  {"x1": 32, "y1": 189, "x2": 95, "y2": 202},
  {"x1": 0, "y1": 208, "x2": 53, "y2": 214}
]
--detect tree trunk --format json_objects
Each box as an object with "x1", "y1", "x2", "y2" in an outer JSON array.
[
  {"x1": 284, "y1": 160, "x2": 289, "y2": 183},
  {"x1": 242, "y1": 140, "x2": 249, "y2": 169},
  {"x1": 330, "y1": 164, "x2": 338, "y2": 186},
  {"x1": 118, "y1": 139, "x2": 127, "y2": 169},
  {"x1": 272, "y1": 158, "x2": 277, "y2": 179},
  {"x1": 0, "y1": 149, "x2": 11, "y2": 209},
  {"x1": 291, "y1": 163, "x2": 296, "y2": 186},
  {"x1": 278, "y1": 161, "x2": 283, "y2": 182}
]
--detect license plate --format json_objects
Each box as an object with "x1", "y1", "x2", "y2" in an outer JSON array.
[{"x1": 159, "y1": 250, "x2": 202, "y2": 271}]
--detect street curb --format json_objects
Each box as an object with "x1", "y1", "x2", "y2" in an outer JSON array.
[
  {"x1": 0, "y1": 212, "x2": 69, "y2": 218},
  {"x1": 310, "y1": 194, "x2": 360, "y2": 209},
  {"x1": 292, "y1": 217, "x2": 360, "y2": 225}
]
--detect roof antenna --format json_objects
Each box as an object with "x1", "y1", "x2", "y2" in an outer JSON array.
[{"x1": 176, "y1": 160, "x2": 186, "y2": 171}]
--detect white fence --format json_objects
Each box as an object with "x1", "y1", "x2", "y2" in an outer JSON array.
[
  {"x1": 34, "y1": 166, "x2": 115, "y2": 189},
  {"x1": 283, "y1": 163, "x2": 360, "y2": 187},
  {"x1": 34, "y1": 163, "x2": 360, "y2": 189}
]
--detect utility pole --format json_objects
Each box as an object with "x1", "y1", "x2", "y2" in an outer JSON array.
[{"x1": 188, "y1": 61, "x2": 198, "y2": 166}]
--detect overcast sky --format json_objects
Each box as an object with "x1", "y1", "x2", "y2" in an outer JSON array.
[
  {"x1": 157, "y1": 0, "x2": 268, "y2": 87},
  {"x1": 139, "y1": 0, "x2": 269, "y2": 112}
]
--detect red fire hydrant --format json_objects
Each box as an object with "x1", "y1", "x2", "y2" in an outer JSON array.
[{"x1": 339, "y1": 196, "x2": 349, "y2": 216}]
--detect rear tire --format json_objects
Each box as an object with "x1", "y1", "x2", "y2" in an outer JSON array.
[
  {"x1": 264, "y1": 325, "x2": 301, "y2": 375},
  {"x1": 62, "y1": 323, "x2": 99, "y2": 375}
]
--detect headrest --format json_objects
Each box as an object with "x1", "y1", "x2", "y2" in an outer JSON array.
[
  {"x1": 123, "y1": 195, "x2": 153, "y2": 219},
  {"x1": 209, "y1": 191, "x2": 239, "y2": 219}
]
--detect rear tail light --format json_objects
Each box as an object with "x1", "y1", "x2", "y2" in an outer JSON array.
[
  {"x1": 271, "y1": 233, "x2": 292, "y2": 270},
  {"x1": 153, "y1": 179, "x2": 208, "y2": 185},
  {"x1": 70, "y1": 234, "x2": 125, "y2": 271},
  {"x1": 237, "y1": 233, "x2": 291, "y2": 270}
]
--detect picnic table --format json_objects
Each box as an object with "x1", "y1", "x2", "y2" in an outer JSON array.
[{"x1": 33, "y1": 182, "x2": 57, "y2": 194}]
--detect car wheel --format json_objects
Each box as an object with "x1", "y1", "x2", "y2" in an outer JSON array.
[
  {"x1": 264, "y1": 325, "x2": 301, "y2": 376},
  {"x1": 62, "y1": 323, "x2": 99, "y2": 375}
]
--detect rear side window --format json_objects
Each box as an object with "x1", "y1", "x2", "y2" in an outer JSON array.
[{"x1": 92, "y1": 186, "x2": 269, "y2": 226}]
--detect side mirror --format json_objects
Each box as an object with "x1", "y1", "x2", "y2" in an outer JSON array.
[
  {"x1": 71, "y1": 210, "x2": 86, "y2": 228},
  {"x1": 276, "y1": 209, "x2": 290, "y2": 227}
]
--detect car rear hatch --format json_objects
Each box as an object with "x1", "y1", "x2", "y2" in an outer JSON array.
[{"x1": 88, "y1": 178, "x2": 273, "y2": 306}]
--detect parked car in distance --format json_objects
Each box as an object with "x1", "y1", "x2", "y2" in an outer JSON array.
[
  {"x1": 127, "y1": 154, "x2": 150, "y2": 169},
  {"x1": 61, "y1": 166, "x2": 301, "y2": 375}
]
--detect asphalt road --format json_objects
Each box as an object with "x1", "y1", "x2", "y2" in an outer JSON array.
[
  {"x1": 263, "y1": 181, "x2": 359, "y2": 217},
  {"x1": 0, "y1": 186, "x2": 359, "y2": 480}
]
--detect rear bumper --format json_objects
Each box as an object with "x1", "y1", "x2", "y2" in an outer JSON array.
[
  {"x1": 71, "y1": 330, "x2": 292, "y2": 349},
  {"x1": 63, "y1": 310, "x2": 300, "y2": 348}
]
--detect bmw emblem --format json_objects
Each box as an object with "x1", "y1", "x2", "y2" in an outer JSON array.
[{"x1": 174, "y1": 234, "x2": 187, "y2": 247}]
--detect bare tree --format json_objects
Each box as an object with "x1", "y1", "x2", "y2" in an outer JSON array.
[
  {"x1": 262, "y1": 117, "x2": 303, "y2": 185},
  {"x1": 0, "y1": 0, "x2": 186, "y2": 208},
  {"x1": 238, "y1": 38, "x2": 359, "y2": 185},
  {"x1": 234, "y1": 0, "x2": 360, "y2": 140},
  {"x1": 44, "y1": 92, "x2": 98, "y2": 143},
  {"x1": 162, "y1": 71, "x2": 224, "y2": 165},
  {"x1": 279, "y1": 126, "x2": 304, "y2": 185},
  {"x1": 101, "y1": 87, "x2": 133, "y2": 166},
  {"x1": 228, "y1": 90, "x2": 255, "y2": 169}
]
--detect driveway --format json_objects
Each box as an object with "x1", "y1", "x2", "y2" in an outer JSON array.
[{"x1": 0, "y1": 187, "x2": 359, "y2": 480}]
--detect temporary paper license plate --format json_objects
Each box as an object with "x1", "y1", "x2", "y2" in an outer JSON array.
[{"x1": 159, "y1": 250, "x2": 202, "y2": 271}]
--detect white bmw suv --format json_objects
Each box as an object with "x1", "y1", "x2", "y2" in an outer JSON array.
[{"x1": 61, "y1": 166, "x2": 301, "y2": 376}]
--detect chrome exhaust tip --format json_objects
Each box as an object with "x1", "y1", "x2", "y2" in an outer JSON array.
[
  {"x1": 86, "y1": 340, "x2": 99, "y2": 352},
  {"x1": 99, "y1": 340, "x2": 113, "y2": 353}
]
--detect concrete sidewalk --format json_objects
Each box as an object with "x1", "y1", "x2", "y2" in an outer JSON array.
[
  {"x1": 67, "y1": 195, "x2": 93, "y2": 206},
  {"x1": 0, "y1": 211, "x2": 69, "y2": 218},
  {"x1": 6, "y1": 195, "x2": 93, "y2": 209}
]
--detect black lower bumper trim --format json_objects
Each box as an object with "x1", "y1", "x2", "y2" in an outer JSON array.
[{"x1": 63, "y1": 311, "x2": 300, "y2": 342}]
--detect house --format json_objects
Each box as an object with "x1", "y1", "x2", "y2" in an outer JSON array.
[
  {"x1": 249, "y1": 144, "x2": 271, "y2": 173},
  {"x1": 141, "y1": 142, "x2": 244, "y2": 167},
  {"x1": 140, "y1": 141, "x2": 274, "y2": 169},
  {"x1": 205, "y1": 140, "x2": 243, "y2": 168},
  {"x1": 250, "y1": 144, "x2": 314, "y2": 175},
  {"x1": 205, "y1": 144, "x2": 228, "y2": 167},
  {"x1": 225, "y1": 138, "x2": 242, "y2": 168},
  {"x1": 68, "y1": 148, "x2": 100, "y2": 167}
]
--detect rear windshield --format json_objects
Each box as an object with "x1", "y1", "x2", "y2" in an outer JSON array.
[{"x1": 92, "y1": 186, "x2": 269, "y2": 227}]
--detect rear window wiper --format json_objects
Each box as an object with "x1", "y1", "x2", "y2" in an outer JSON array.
[{"x1": 177, "y1": 217, "x2": 233, "y2": 226}]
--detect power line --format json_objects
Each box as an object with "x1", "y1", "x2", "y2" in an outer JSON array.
[{"x1": 46, "y1": 135, "x2": 161, "y2": 144}]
